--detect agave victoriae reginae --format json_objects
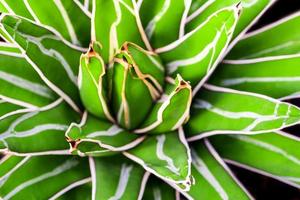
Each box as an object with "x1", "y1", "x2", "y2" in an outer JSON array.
[{"x1": 0, "y1": 0, "x2": 300, "y2": 199}]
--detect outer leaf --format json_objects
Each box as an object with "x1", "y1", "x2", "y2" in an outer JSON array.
[
  {"x1": 92, "y1": 0, "x2": 148, "y2": 63},
  {"x1": 112, "y1": 43, "x2": 164, "y2": 129},
  {"x1": 186, "y1": 84, "x2": 300, "y2": 141},
  {"x1": 180, "y1": 140, "x2": 252, "y2": 200},
  {"x1": 0, "y1": 99, "x2": 79, "y2": 155},
  {"x1": 186, "y1": 0, "x2": 275, "y2": 47},
  {"x1": 0, "y1": 42, "x2": 56, "y2": 108},
  {"x1": 0, "y1": 155, "x2": 90, "y2": 200},
  {"x1": 124, "y1": 128, "x2": 192, "y2": 191},
  {"x1": 156, "y1": 5, "x2": 240, "y2": 93},
  {"x1": 0, "y1": 0, "x2": 91, "y2": 47},
  {"x1": 89, "y1": 155, "x2": 148, "y2": 200},
  {"x1": 0, "y1": 14, "x2": 83, "y2": 112},
  {"x1": 139, "y1": 0, "x2": 192, "y2": 48},
  {"x1": 210, "y1": 55, "x2": 300, "y2": 100},
  {"x1": 227, "y1": 12, "x2": 300, "y2": 59},
  {"x1": 65, "y1": 112, "x2": 145, "y2": 156},
  {"x1": 210, "y1": 131, "x2": 300, "y2": 188},
  {"x1": 135, "y1": 75, "x2": 192, "y2": 134}
]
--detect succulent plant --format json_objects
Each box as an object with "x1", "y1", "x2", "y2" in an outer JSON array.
[{"x1": 0, "y1": 0, "x2": 300, "y2": 199}]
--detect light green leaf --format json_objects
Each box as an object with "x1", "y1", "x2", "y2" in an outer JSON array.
[
  {"x1": 227, "y1": 12, "x2": 300, "y2": 59},
  {"x1": 210, "y1": 131, "x2": 300, "y2": 188},
  {"x1": 0, "y1": 99, "x2": 79, "y2": 155},
  {"x1": 0, "y1": 14, "x2": 83, "y2": 112},
  {"x1": 210, "y1": 55, "x2": 300, "y2": 100},
  {"x1": 112, "y1": 43, "x2": 164, "y2": 130},
  {"x1": 0, "y1": 0, "x2": 91, "y2": 47},
  {"x1": 0, "y1": 42, "x2": 56, "y2": 108},
  {"x1": 65, "y1": 112, "x2": 145, "y2": 157},
  {"x1": 125, "y1": 128, "x2": 192, "y2": 191},
  {"x1": 139, "y1": 0, "x2": 192, "y2": 48},
  {"x1": 186, "y1": 84, "x2": 300, "y2": 141},
  {"x1": 0, "y1": 155, "x2": 90, "y2": 200},
  {"x1": 181, "y1": 140, "x2": 252, "y2": 200},
  {"x1": 89, "y1": 155, "x2": 147, "y2": 200},
  {"x1": 92, "y1": 0, "x2": 149, "y2": 63},
  {"x1": 186, "y1": 0, "x2": 275, "y2": 46},
  {"x1": 135, "y1": 75, "x2": 192, "y2": 134},
  {"x1": 156, "y1": 5, "x2": 240, "y2": 92}
]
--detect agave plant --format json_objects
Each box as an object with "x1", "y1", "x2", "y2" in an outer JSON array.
[{"x1": 0, "y1": 0, "x2": 300, "y2": 199}]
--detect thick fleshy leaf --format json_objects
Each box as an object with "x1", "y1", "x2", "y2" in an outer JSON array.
[
  {"x1": 0, "y1": 42, "x2": 56, "y2": 107},
  {"x1": 180, "y1": 140, "x2": 252, "y2": 200},
  {"x1": 0, "y1": 99, "x2": 79, "y2": 155},
  {"x1": 0, "y1": 155, "x2": 90, "y2": 200},
  {"x1": 0, "y1": 14, "x2": 83, "y2": 112},
  {"x1": 210, "y1": 55, "x2": 300, "y2": 100},
  {"x1": 0, "y1": 100, "x2": 25, "y2": 120},
  {"x1": 186, "y1": 84, "x2": 300, "y2": 141},
  {"x1": 0, "y1": 0, "x2": 91, "y2": 47},
  {"x1": 124, "y1": 128, "x2": 192, "y2": 191},
  {"x1": 186, "y1": 0, "x2": 274, "y2": 46},
  {"x1": 65, "y1": 112, "x2": 145, "y2": 156},
  {"x1": 55, "y1": 183, "x2": 92, "y2": 200},
  {"x1": 112, "y1": 43, "x2": 164, "y2": 130},
  {"x1": 92, "y1": 0, "x2": 149, "y2": 63},
  {"x1": 139, "y1": 0, "x2": 192, "y2": 48},
  {"x1": 210, "y1": 131, "x2": 300, "y2": 188},
  {"x1": 227, "y1": 12, "x2": 300, "y2": 59},
  {"x1": 156, "y1": 5, "x2": 240, "y2": 92},
  {"x1": 79, "y1": 43, "x2": 114, "y2": 121},
  {"x1": 89, "y1": 155, "x2": 147, "y2": 200},
  {"x1": 135, "y1": 75, "x2": 192, "y2": 134}
]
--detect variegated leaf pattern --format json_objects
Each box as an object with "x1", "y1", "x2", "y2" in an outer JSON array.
[
  {"x1": 156, "y1": 5, "x2": 240, "y2": 93},
  {"x1": 54, "y1": 183, "x2": 92, "y2": 200},
  {"x1": 89, "y1": 155, "x2": 147, "y2": 200},
  {"x1": 0, "y1": 14, "x2": 83, "y2": 112},
  {"x1": 210, "y1": 55, "x2": 300, "y2": 100},
  {"x1": 135, "y1": 75, "x2": 192, "y2": 134},
  {"x1": 187, "y1": 0, "x2": 275, "y2": 48},
  {"x1": 227, "y1": 12, "x2": 300, "y2": 59},
  {"x1": 0, "y1": 0, "x2": 91, "y2": 47},
  {"x1": 210, "y1": 131, "x2": 300, "y2": 188},
  {"x1": 92, "y1": 0, "x2": 149, "y2": 63},
  {"x1": 0, "y1": 42, "x2": 56, "y2": 108},
  {"x1": 0, "y1": 155, "x2": 90, "y2": 200},
  {"x1": 65, "y1": 112, "x2": 144, "y2": 156},
  {"x1": 139, "y1": 0, "x2": 192, "y2": 48},
  {"x1": 0, "y1": 99, "x2": 79, "y2": 155},
  {"x1": 180, "y1": 140, "x2": 252, "y2": 200},
  {"x1": 0, "y1": 100, "x2": 24, "y2": 120},
  {"x1": 124, "y1": 128, "x2": 192, "y2": 191},
  {"x1": 186, "y1": 84, "x2": 300, "y2": 141}
]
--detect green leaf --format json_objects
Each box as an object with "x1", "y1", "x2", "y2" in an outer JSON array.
[
  {"x1": 89, "y1": 155, "x2": 147, "y2": 200},
  {"x1": 0, "y1": 155, "x2": 90, "y2": 200},
  {"x1": 92, "y1": 0, "x2": 149, "y2": 63},
  {"x1": 65, "y1": 112, "x2": 145, "y2": 156},
  {"x1": 186, "y1": 84, "x2": 300, "y2": 141},
  {"x1": 210, "y1": 55, "x2": 300, "y2": 100},
  {"x1": 135, "y1": 75, "x2": 192, "y2": 134},
  {"x1": 55, "y1": 182, "x2": 92, "y2": 200},
  {"x1": 181, "y1": 140, "x2": 252, "y2": 200},
  {"x1": 0, "y1": 42, "x2": 56, "y2": 108},
  {"x1": 0, "y1": 100, "x2": 25, "y2": 120},
  {"x1": 186, "y1": 0, "x2": 275, "y2": 46},
  {"x1": 210, "y1": 131, "x2": 300, "y2": 188},
  {"x1": 0, "y1": 0, "x2": 91, "y2": 47},
  {"x1": 112, "y1": 43, "x2": 164, "y2": 130},
  {"x1": 0, "y1": 99, "x2": 79, "y2": 155},
  {"x1": 227, "y1": 12, "x2": 300, "y2": 59},
  {"x1": 0, "y1": 14, "x2": 83, "y2": 112},
  {"x1": 156, "y1": 5, "x2": 240, "y2": 92},
  {"x1": 139, "y1": 0, "x2": 192, "y2": 48},
  {"x1": 125, "y1": 128, "x2": 192, "y2": 191}
]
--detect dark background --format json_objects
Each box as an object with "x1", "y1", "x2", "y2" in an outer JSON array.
[{"x1": 230, "y1": 0, "x2": 300, "y2": 199}]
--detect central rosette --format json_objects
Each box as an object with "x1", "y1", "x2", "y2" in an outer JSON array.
[{"x1": 77, "y1": 41, "x2": 192, "y2": 133}]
